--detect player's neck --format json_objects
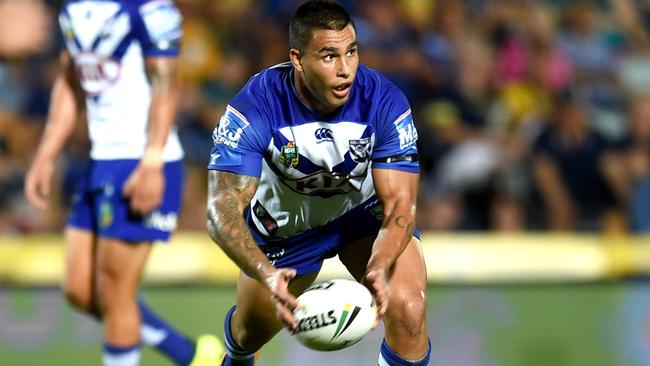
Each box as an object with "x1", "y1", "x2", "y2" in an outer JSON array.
[{"x1": 293, "y1": 72, "x2": 339, "y2": 117}]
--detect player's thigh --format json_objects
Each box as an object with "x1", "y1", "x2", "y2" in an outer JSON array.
[
  {"x1": 63, "y1": 227, "x2": 96, "y2": 306},
  {"x1": 232, "y1": 269, "x2": 320, "y2": 348},
  {"x1": 64, "y1": 162, "x2": 97, "y2": 304},
  {"x1": 95, "y1": 238, "x2": 152, "y2": 301},
  {"x1": 337, "y1": 235, "x2": 374, "y2": 281},
  {"x1": 339, "y1": 235, "x2": 427, "y2": 320}
]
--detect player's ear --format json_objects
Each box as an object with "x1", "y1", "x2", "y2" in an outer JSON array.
[{"x1": 290, "y1": 48, "x2": 303, "y2": 73}]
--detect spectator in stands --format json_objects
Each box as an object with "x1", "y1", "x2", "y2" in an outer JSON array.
[
  {"x1": 2, "y1": 0, "x2": 642, "y2": 234},
  {"x1": 417, "y1": 34, "x2": 503, "y2": 230},
  {"x1": 531, "y1": 92, "x2": 627, "y2": 231},
  {"x1": 626, "y1": 95, "x2": 650, "y2": 232}
]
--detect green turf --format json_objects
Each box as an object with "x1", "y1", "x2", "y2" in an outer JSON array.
[{"x1": 0, "y1": 283, "x2": 643, "y2": 365}]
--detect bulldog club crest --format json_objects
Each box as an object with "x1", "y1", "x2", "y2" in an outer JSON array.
[
  {"x1": 279, "y1": 141, "x2": 299, "y2": 168},
  {"x1": 348, "y1": 138, "x2": 370, "y2": 162}
]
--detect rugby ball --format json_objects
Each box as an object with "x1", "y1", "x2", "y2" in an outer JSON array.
[{"x1": 293, "y1": 279, "x2": 376, "y2": 351}]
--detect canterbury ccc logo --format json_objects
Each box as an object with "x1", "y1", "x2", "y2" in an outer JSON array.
[
  {"x1": 330, "y1": 304, "x2": 362, "y2": 341},
  {"x1": 314, "y1": 128, "x2": 334, "y2": 141}
]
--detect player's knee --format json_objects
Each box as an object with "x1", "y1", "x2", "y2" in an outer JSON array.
[
  {"x1": 62, "y1": 281, "x2": 94, "y2": 313},
  {"x1": 95, "y1": 270, "x2": 122, "y2": 310},
  {"x1": 385, "y1": 290, "x2": 427, "y2": 338}
]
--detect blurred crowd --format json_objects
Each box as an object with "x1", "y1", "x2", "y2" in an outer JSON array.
[{"x1": 0, "y1": 0, "x2": 649, "y2": 234}]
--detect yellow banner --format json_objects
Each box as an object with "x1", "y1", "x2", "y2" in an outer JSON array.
[{"x1": 1, "y1": 232, "x2": 649, "y2": 285}]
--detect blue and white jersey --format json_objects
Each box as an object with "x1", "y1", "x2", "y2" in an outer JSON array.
[
  {"x1": 208, "y1": 63, "x2": 419, "y2": 239},
  {"x1": 59, "y1": 0, "x2": 183, "y2": 161}
]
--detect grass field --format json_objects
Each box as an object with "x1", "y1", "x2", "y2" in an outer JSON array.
[{"x1": 2, "y1": 283, "x2": 650, "y2": 366}]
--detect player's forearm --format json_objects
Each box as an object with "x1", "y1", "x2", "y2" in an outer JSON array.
[
  {"x1": 207, "y1": 201, "x2": 276, "y2": 281},
  {"x1": 368, "y1": 169, "x2": 418, "y2": 273},
  {"x1": 367, "y1": 201, "x2": 416, "y2": 273},
  {"x1": 34, "y1": 71, "x2": 79, "y2": 162},
  {"x1": 206, "y1": 171, "x2": 276, "y2": 282},
  {"x1": 143, "y1": 58, "x2": 180, "y2": 166}
]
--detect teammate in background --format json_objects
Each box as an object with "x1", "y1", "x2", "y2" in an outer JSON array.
[
  {"x1": 207, "y1": 1, "x2": 430, "y2": 365},
  {"x1": 24, "y1": 1, "x2": 222, "y2": 365}
]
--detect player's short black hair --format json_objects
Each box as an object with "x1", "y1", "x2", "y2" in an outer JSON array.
[{"x1": 289, "y1": 0, "x2": 355, "y2": 52}]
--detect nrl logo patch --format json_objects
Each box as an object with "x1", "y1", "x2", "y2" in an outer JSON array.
[
  {"x1": 348, "y1": 138, "x2": 370, "y2": 162},
  {"x1": 99, "y1": 201, "x2": 113, "y2": 229},
  {"x1": 279, "y1": 141, "x2": 299, "y2": 168}
]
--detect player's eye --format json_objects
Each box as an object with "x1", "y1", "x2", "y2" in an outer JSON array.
[
  {"x1": 346, "y1": 48, "x2": 357, "y2": 56},
  {"x1": 323, "y1": 54, "x2": 335, "y2": 62}
]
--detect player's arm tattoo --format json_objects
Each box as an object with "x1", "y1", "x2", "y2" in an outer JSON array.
[
  {"x1": 381, "y1": 213, "x2": 415, "y2": 237},
  {"x1": 207, "y1": 170, "x2": 271, "y2": 278}
]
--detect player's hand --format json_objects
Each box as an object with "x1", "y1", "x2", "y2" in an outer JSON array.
[
  {"x1": 264, "y1": 268, "x2": 299, "y2": 333},
  {"x1": 123, "y1": 164, "x2": 164, "y2": 214},
  {"x1": 24, "y1": 158, "x2": 54, "y2": 210},
  {"x1": 363, "y1": 267, "x2": 390, "y2": 330}
]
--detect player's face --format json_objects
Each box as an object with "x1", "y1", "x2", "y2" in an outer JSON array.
[{"x1": 291, "y1": 24, "x2": 359, "y2": 115}]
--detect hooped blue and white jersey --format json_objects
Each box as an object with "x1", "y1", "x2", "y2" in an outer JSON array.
[
  {"x1": 59, "y1": 0, "x2": 183, "y2": 161},
  {"x1": 208, "y1": 63, "x2": 419, "y2": 239}
]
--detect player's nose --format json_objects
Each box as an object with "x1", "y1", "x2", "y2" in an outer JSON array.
[{"x1": 337, "y1": 57, "x2": 351, "y2": 79}]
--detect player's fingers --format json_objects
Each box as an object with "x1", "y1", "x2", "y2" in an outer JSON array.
[
  {"x1": 376, "y1": 284, "x2": 388, "y2": 308},
  {"x1": 127, "y1": 182, "x2": 155, "y2": 214},
  {"x1": 136, "y1": 191, "x2": 156, "y2": 213},
  {"x1": 276, "y1": 301, "x2": 298, "y2": 332},
  {"x1": 24, "y1": 176, "x2": 37, "y2": 201},
  {"x1": 145, "y1": 190, "x2": 163, "y2": 212},
  {"x1": 376, "y1": 295, "x2": 388, "y2": 319},
  {"x1": 273, "y1": 296, "x2": 294, "y2": 322},
  {"x1": 133, "y1": 178, "x2": 163, "y2": 213},
  {"x1": 25, "y1": 182, "x2": 47, "y2": 210},
  {"x1": 283, "y1": 292, "x2": 300, "y2": 311},
  {"x1": 370, "y1": 296, "x2": 386, "y2": 330},
  {"x1": 371, "y1": 289, "x2": 386, "y2": 313},
  {"x1": 123, "y1": 169, "x2": 141, "y2": 199},
  {"x1": 370, "y1": 293, "x2": 381, "y2": 329},
  {"x1": 284, "y1": 268, "x2": 297, "y2": 279},
  {"x1": 277, "y1": 268, "x2": 297, "y2": 284},
  {"x1": 25, "y1": 178, "x2": 48, "y2": 209},
  {"x1": 278, "y1": 269, "x2": 299, "y2": 309},
  {"x1": 39, "y1": 175, "x2": 51, "y2": 197},
  {"x1": 364, "y1": 273, "x2": 389, "y2": 327},
  {"x1": 266, "y1": 268, "x2": 298, "y2": 311},
  {"x1": 272, "y1": 289, "x2": 299, "y2": 312},
  {"x1": 122, "y1": 178, "x2": 134, "y2": 198},
  {"x1": 129, "y1": 189, "x2": 148, "y2": 214},
  {"x1": 37, "y1": 178, "x2": 51, "y2": 209},
  {"x1": 372, "y1": 318, "x2": 380, "y2": 330}
]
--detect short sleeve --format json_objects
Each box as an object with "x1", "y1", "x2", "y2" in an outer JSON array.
[
  {"x1": 371, "y1": 80, "x2": 420, "y2": 173},
  {"x1": 130, "y1": 0, "x2": 182, "y2": 57},
  {"x1": 208, "y1": 86, "x2": 270, "y2": 177}
]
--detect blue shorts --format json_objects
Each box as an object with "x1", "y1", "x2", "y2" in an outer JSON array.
[
  {"x1": 247, "y1": 197, "x2": 420, "y2": 276},
  {"x1": 68, "y1": 159, "x2": 184, "y2": 243}
]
